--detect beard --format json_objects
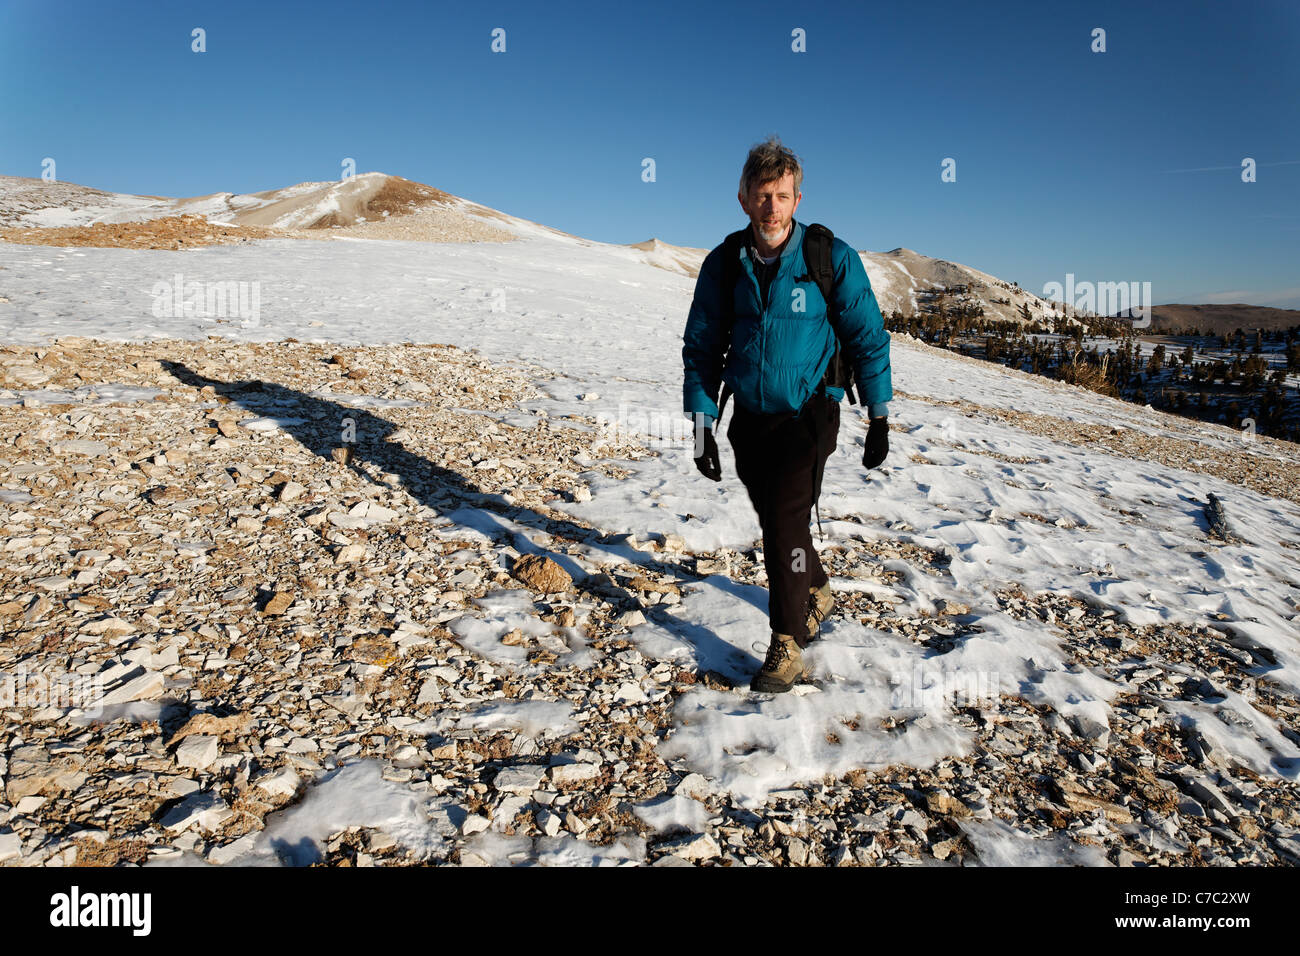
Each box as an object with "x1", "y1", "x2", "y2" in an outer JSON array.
[{"x1": 755, "y1": 215, "x2": 789, "y2": 243}]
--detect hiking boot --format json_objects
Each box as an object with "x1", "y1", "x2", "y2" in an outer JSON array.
[
  {"x1": 805, "y1": 582, "x2": 833, "y2": 642},
  {"x1": 751, "y1": 631, "x2": 804, "y2": 693}
]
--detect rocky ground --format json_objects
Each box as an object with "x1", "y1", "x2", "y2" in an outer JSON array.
[{"x1": 1, "y1": 336, "x2": 1299, "y2": 867}]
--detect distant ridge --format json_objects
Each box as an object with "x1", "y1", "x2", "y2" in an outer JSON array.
[{"x1": 1115, "y1": 303, "x2": 1300, "y2": 335}]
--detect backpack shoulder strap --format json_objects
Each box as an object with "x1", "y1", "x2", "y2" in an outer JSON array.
[
  {"x1": 801, "y1": 222, "x2": 836, "y2": 312},
  {"x1": 718, "y1": 226, "x2": 749, "y2": 326},
  {"x1": 802, "y1": 222, "x2": 863, "y2": 406},
  {"x1": 714, "y1": 226, "x2": 750, "y2": 425}
]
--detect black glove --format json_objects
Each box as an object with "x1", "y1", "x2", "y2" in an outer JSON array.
[
  {"x1": 693, "y1": 418, "x2": 722, "y2": 481},
  {"x1": 863, "y1": 417, "x2": 889, "y2": 470}
]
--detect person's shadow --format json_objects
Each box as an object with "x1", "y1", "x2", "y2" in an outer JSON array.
[{"x1": 158, "y1": 359, "x2": 753, "y2": 659}]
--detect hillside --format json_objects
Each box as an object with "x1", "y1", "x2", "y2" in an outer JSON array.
[
  {"x1": 1, "y1": 214, "x2": 1298, "y2": 868},
  {"x1": 860, "y1": 247, "x2": 1060, "y2": 326}
]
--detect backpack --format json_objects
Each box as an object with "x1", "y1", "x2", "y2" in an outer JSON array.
[{"x1": 714, "y1": 221, "x2": 862, "y2": 425}]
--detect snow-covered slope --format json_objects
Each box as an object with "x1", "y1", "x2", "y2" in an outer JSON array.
[
  {"x1": 2, "y1": 173, "x2": 1065, "y2": 322},
  {"x1": 0, "y1": 175, "x2": 168, "y2": 229},
  {"x1": 2, "y1": 226, "x2": 1297, "y2": 822}
]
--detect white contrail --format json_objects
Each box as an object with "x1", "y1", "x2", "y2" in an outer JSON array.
[{"x1": 1161, "y1": 159, "x2": 1300, "y2": 173}]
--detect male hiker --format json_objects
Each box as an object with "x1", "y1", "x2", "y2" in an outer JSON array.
[{"x1": 682, "y1": 136, "x2": 892, "y2": 693}]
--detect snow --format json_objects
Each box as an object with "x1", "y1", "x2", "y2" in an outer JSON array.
[
  {"x1": 444, "y1": 699, "x2": 579, "y2": 737},
  {"x1": 271, "y1": 192, "x2": 340, "y2": 230},
  {"x1": 2, "y1": 226, "x2": 1298, "y2": 862},
  {"x1": 236, "y1": 415, "x2": 306, "y2": 432},
  {"x1": 458, "y1": 830, "x2": 646, "y2": 866},
  {"x1": 958, "y1": 816, "x2": 1111, "y2": 866},
  {"x1": 67, "y1": 699, "x2": 170, "y2": 726},
  {"x1": 448, "y1": 588, "x2": 591, "y2": 673},
  {"x1": 0, "y1": 384, "x2": 165, "y2": 406},
  {"x1": 0, "y1": 172, "x2": 400, "y2": 231},
  {"x1": 21, "y1": 191, "x2": 169, "y2": 228},
  {"x1": 633, "y1": 792, "x2": 711, "y2": 835},
  {"x1": 654, "y1": 609, "x2": 1020, "y2": 808},
  {"x1": 221, "y1": 760, "x2": 448, "y2": 866}
]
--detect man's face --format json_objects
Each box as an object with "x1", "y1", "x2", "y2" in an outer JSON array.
[{"x1": 738, "y1": 172, "x2": 802, "y2": 245}]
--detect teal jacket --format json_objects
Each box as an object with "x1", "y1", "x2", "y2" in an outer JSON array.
[{"x1": 682, "y1": 219, "x2": 892, "y2": 421}]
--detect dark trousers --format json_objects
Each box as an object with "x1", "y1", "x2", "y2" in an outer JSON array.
[{"x1": 726, "y1": 393, "x2": 839, "y2": 647}]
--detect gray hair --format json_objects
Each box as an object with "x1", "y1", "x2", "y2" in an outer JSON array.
[{"x1": 739, "y1": 135, "x2": 803, "y2": 198}]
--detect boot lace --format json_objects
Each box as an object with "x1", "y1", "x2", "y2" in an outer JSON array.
[{"x1": 757, "y1": 634, "x2": 792, "y2": 670}]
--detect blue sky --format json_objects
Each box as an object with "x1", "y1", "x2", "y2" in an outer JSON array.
[{"x1": 2, "y1": 0, "x2": 1297, "y2": 307}]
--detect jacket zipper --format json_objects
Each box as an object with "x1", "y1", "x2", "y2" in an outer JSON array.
[{"x1": 744, "y1": 229, "x2": 796, "y2": 413}]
